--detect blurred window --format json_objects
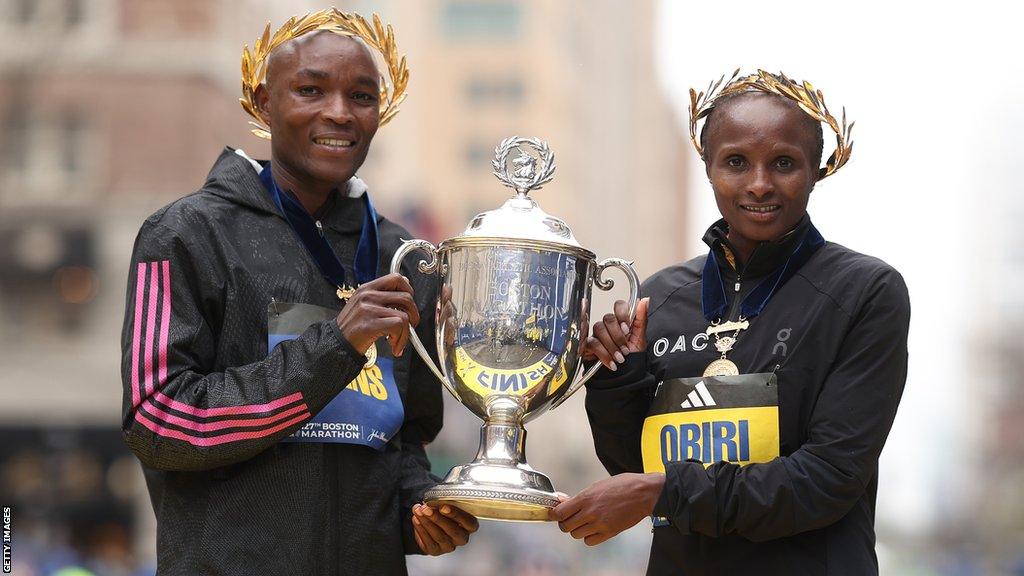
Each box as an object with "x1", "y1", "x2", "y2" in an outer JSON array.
[
  {"x1": 441, "y1": 2, "x2": 521, "y2": 39},
  {"x1": 61, "y1": 112, "x2": 86, "y2": 175},
  {"x1": 13, "y1": 0, "x2": 35, "y2": 24},
  {"x1": 66, "y1": 0, "x2": 85, "y2": 27},
  {"x1": 2, "y1": 106, "x2": 29, "y2": 174},
  {"x1": 466, "y1": 77, "x2": 524, "y2": 105},
  {"x1": 464, "y1": 141, "x2": 490, "y2": 168}
]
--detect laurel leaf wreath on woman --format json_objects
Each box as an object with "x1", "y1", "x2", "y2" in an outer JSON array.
[{"x1": 689, "y1": 69, "x2": 854, "y2": 179}]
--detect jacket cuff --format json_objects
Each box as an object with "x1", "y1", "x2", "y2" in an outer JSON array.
[
  {"x1": 401, "y1": 508, "x2": 424, "y2": 555},
  {"x1": 654, "y1": 460, "x2": 714, "y2": 535},
  {"x1": 326, "y1": 319, "x2": 369, "y2": 364}
]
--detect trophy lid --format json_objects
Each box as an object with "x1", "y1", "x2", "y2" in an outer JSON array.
[{"x1": 453, "y1": 137, "x2": 588, "y2": 254}]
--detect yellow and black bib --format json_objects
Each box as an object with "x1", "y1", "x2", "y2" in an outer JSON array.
[{"x1": 642, "y1": 373, "x2": 779, "y2": 473}]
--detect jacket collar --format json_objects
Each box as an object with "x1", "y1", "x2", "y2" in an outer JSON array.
[
  {"x1": 702, "y1": 214, "x2": 812, "y2": 280},
  {"x1": 203, "y1": 147, "x2": 381, "y2": 234}
]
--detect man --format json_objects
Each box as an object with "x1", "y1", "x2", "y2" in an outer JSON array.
[{"x1": 120, "y1": 11, "x2": 475, "y2": 574}]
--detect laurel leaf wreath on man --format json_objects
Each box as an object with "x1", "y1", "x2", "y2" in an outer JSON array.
[{"x1": 240, "y1": 8, "x2": 409, "y2": 139}]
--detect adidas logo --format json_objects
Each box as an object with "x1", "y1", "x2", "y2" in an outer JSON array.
[{"x1": 680, "y1": 381, "x2": 716, "y2": 409}]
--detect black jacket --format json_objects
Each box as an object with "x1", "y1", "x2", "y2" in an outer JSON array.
[
  {"x1": 119, "y1": 148, "x2": 442, "y2": 575},
  {"x1": 585, "y1": 218, "x2": 910, "y2": 575}
]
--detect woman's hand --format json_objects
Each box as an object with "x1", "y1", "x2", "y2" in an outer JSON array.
[
  {"x1": 551, "y1": 472, "x2": 665, "y2": 546},
  {"x1": 582, "y1": 297, "x2": 649, "y2": 371},
  {"x1": 411, "y1": 503, "x2": 479, "y2": 556}
]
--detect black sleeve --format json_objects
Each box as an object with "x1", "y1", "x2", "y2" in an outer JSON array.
[
  {"x1": 120, "y1": 221, "x2": 365, "y2": 472},
  {"x1": 584, "y1": 352, "x2": 658, "y2": 476},
  {"x1": 395, "y1": 260, "x2": 444, "y2": 555},
  {"x1": 654, "y1": 268, "x2": 911, "y2": 541}
]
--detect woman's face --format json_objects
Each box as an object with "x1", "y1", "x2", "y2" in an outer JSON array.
[{"x1": 704, "y1": 93, "x2": 820, "y2": 256}]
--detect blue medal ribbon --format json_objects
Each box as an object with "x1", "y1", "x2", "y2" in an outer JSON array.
[
  {"x1": 701, "y1": 222, "x2": 825, "y2": 322},
  {"x1": 259, "y1": 164, "x2": 379, "y2": 288}
]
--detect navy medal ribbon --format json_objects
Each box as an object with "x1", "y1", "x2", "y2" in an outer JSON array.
[
  {"x1": 259, "y1": 164, "x2": 380, "y2": 292},
  {"x1": 700, "y1": 223, "x2": 825, "y2": 323}
]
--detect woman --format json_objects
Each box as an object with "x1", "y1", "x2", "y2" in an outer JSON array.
[{"x1": 552, "y1": 70, "x2": 909, "y2": 575}]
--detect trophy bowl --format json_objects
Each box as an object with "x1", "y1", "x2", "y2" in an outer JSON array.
[{"x1": 391, "y1": 137, "x2": 638, "y2": 521}]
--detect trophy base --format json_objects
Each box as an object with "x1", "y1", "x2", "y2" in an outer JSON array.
[
  {"x1": 424, "y1": 484, "x2": 559, "y2": 522},
  {"x1": 424, "y1": 457, "x2": 560, "y2": 522},
  {"x1": 425, "y1": 401, "x2": 563, "y2": 522}
]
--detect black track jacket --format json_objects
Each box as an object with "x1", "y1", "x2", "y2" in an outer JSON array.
[
  {"x1": 585, "y1": 217, "x2": 910, "y2": 575},
  {"x1": 120, "y1": 149, "x2": 442, "y2": 575}
]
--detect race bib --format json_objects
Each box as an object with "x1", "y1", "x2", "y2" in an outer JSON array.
[
  {"x1": 268, "y1": 302, "x2": 404, "y2": 450},
  {"x1": 642, "y1": 374, "x2": 779, "y2": 472}
]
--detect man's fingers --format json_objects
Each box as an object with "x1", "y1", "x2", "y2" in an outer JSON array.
[
  {"x1": 372, "y1": 290, "x2": 421, "y2": 327},
  {"x1": 417, "y1": 514, "x2": 455, "y2": 552},
  {"x1": 362, "y1": 272, "x2": 414, "y2": 295},
  {"x1": 440, "y1": 505, "x2": 479, "y2": 532},
  {"x1": 412, "y1": 521, "x2": 433, "y2": 555},
  {"x1": 360, "y1": 306, "x2": 411, "y2": 356},
  {"x1": 426, "y1": 511, "x2": 470, "y2": 545}
]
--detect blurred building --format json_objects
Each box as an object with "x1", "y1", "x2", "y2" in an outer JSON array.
[{"x1": 0, "y1": 1, "x2": 687, "y2": 573}]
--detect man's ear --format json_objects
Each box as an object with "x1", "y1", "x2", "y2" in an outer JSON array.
[{"x1": 254, "y1": 84, "x2": 272, "y2": 128}]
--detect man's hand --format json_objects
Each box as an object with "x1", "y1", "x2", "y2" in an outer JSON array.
[
  {"x1": 336, "y1": 273, "x2": 420, "y2": 357},
  {"x1": 581, "y1": 297, "x2": 649, "y2": 371},
  {"x1": 411, "y1": 503, "x2": 479, "y2": 556},
  {"x1": 551, "y1": 472, "x2": 665, "y2": 546}
]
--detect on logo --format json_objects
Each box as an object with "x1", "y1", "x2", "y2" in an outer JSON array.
[{"x1": 772, "y1": 328, "x2": 792, "y2": 356}]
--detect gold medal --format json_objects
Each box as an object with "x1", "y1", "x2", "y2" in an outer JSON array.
[
  {"x1": 704, "y1": 316, "x2": 747, "y2": 377},
  {"x1": 363, "y1": 342, "x2": 377, "y2": 369},
  {"x1": 703, "y1": 358, "x2": 739, "y2": 377},
  {"x1": 336, "y1": 284, "x2": 356, "y2": 301}
]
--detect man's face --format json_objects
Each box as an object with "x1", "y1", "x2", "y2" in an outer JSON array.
[
  {"x1": 704, "y1": 93, "x2": 819, "y2": 249},
  {"x1": 257, "y1": 32, "x2": 380, "y2": 192}
]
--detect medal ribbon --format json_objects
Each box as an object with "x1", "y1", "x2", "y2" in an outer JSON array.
[
  {"x1": 259, "y1": 164, "x2": 380, "y2": 288},
  {"x1": 701, "y1": 222, "x2": 825, "y2": 322}
]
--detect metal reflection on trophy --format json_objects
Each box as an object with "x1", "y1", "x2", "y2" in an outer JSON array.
[{"x1": 391, "y1": 136, "x2": 639, "y2": 521}]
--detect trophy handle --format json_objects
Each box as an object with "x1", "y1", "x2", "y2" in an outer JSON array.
[
  {"x1": 389, "y1": 239, "x2": 460, "y2": 401},
  {"x1": 550, "y1": 258, "x2": 640, "y2": 410}
]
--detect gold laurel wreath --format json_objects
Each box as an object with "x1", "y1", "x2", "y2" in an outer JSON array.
[
  {"x1": 239, "y1": 8, "x2": 409, "y2": 139},
  {"x1": 689, "y1": 69, "x2": 854, "y2": 180}
]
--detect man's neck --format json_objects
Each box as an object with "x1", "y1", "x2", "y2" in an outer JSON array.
[{"x1": 269, "y1": 159, "x2": 344, "y2": 215}]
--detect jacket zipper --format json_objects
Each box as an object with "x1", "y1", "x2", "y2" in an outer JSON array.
[{"x1": 724, "y1": 272, "x2": 743, "y2": 321}]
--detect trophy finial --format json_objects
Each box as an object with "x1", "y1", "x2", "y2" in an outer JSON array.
[{"x1": 492, "y1": 136, "x2": 556, "y2": 197}]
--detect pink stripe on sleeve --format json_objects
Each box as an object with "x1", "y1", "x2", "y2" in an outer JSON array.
[
  {"x1": 131, "y1": 262, "x2": 147, "y2": 408},
  {"x1": 141, "y1": 399, "x2": 309, "y2": 432},
  {"x1": 134, "y1": 409, "x2": 311, "y2": 447},
  {"x1": 152, "y1": 391, "x2": 305, "y2": 417},
  {"x1": 158, "y1": 260, "x2": 170, "y2": 388},
  {"x1": 143, "y1": 262, "x2": 159, "y2": 397}
]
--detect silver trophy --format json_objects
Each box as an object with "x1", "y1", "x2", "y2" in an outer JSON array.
[{"x1": 391, "y1": 137, "x2": 639, "y2": 521}]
